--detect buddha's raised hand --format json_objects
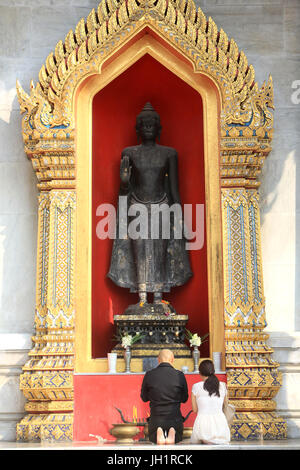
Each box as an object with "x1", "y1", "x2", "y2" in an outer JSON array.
[{"x1": 120, "y1": 155, "x2": 131, "y2": 184}]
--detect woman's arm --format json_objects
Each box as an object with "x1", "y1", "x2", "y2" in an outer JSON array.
[
  {"x1": 191, "y1": 392, "x2": 198, "y2": 413},
  {"x1": 222, "y1": 383, "x2": 229, "y2": 410}
]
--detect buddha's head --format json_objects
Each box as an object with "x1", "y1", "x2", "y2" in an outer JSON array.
[{"x1": 136, "y1": 102, "x2": 162, "y2": 143}]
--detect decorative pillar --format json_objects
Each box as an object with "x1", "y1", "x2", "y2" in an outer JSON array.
[
  {"x1": 17, "y1": 192, "x2": 76, "y2": 441},
  {"x1": 222, "y1": 189, "x2": 285, "y2": 439},
  {"x1": 220, "y1": 80, "x2": 287, "y2": 439},
  {"x1": 15, "y1": 81, "x2": 76, "y2": 442}
]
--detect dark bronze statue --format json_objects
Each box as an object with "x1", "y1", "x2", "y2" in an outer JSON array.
[{"x1": 107, "y1": 103, "x2": 192, "y2": 313}]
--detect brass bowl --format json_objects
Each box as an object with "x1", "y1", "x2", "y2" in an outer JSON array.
[
  {"x1": 183, "y1": 427, "x2": 193, "y2": 439},
  {"x1": 110, "y1": 423, "x2": 140, "y2": 444}
]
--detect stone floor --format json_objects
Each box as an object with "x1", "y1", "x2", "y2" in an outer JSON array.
[{"x1": 0, "y1": 439, "x2": 300, "y2": 450}]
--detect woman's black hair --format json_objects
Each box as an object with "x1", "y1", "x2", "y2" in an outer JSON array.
[{"x1": 199, "y1": 359, "x2": 220, "y2": 397}]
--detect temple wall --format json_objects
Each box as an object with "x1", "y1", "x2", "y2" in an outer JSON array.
[{"x1": 0, "y1": 0, "x2": 299, "y2": 440}]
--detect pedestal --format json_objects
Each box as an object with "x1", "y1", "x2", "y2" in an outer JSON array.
[{"x1": 112, "y1": 312, "x2": 190, "y2": 358}]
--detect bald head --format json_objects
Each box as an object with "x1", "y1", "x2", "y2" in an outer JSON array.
[{"x1": 158, "y1": 349, "x2": 174, "y2": 364}]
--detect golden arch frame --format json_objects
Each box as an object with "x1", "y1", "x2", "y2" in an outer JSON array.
[{"x1": 75, "y1": 32, "x2": 224, "y2": 373}]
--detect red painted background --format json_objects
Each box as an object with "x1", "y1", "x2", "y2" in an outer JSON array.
[
  {"x1": 92, "y1": 54, "x2": 208, "y2": 358},
  {"x1": 73, "y1": 373, "x2": 226, "y2": 442}
]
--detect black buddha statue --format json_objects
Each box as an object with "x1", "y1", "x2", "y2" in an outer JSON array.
[{"x1": 107, "y1": 103, "x2": 192, "y2": 314}]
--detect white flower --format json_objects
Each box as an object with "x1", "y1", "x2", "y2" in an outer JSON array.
[
  {"x1": 190, "y1": 334, "x2": 201, "y2": 347},
  {"x1": 121, "y1": 335, "x2": 133, "y2": 348}
]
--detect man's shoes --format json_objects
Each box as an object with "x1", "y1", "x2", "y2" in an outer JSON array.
[
  {"x1": 156, "y1": 427, "x2": 166, "y2": 445},
  {"x1": 165, "y1": 427, "x2": 176, "y2": 445}
]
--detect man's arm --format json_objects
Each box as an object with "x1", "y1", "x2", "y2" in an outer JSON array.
[
  {"x1": 140, "y1": 373, "x2": 149, "y2": 402},
  {"x1": 180, "y1": 372, "x2": 189, "y2": 403}
]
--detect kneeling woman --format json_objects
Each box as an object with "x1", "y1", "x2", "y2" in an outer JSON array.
[{"x1": 190, "y1": 359, "x2": 231, "y2": 445}]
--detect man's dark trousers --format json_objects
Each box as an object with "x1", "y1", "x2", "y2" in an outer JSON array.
[{"x1": 140, "y1": 362, "x2": 189, "y2": 444}]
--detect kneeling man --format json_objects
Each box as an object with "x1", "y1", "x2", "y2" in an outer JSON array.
[{"x1": 140, "y1": 349, "x2": 188, "y2": 444}]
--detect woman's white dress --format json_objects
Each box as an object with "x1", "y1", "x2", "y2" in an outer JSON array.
[{"x1": 190, "y1": 381, "x2": 231, "y2": 444}]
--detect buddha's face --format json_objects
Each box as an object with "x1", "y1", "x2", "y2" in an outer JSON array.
[{"x1": 137, "y1": 115, "x2": 160, "y2": 143}]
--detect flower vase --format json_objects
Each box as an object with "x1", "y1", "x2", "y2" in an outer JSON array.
[
  {"x1": 192, "y1": 346, "x2": 200, "y2": 372},
  {"x1": 124, "y1": 346, "x2": 131, "y2": 373},
  {"x1": 107, "y1": 352, "x2": 117, "y2": 373}
]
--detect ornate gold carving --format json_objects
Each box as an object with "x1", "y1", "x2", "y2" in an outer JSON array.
[
  {"x1": 17, "y1": 0, "x2": 273, "y2": 142},
  {"x1": 231, "y1": 412, "x2": 286, "y2": 440},
  {"x1": 25, "y1": 401, "x2": 74, "y2": 413},
  {"x1": 17, "y1": 414, "x2": 73, "y2": 443},
  {"x1": 222, "y1": 189, "x2": 266, "y2": 327}
]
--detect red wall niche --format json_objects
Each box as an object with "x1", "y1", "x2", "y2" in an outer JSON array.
[{"x1": 92, "y1": 54, "x2": 209, "y2": 358}]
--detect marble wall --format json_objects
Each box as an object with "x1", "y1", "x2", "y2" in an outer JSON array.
[{"x1": 0, "y1": 0, "x2": 299, "y2": 440}]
